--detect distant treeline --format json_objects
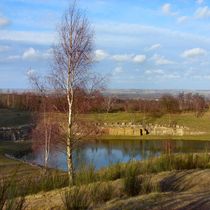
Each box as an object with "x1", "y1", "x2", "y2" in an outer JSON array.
[{"x1": 0, "y1": 91, "x2": 208, "y2": 116}]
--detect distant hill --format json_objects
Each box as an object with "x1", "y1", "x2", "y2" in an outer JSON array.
[
  {"x1": 102, "y1": 89, "x2": 210, "y2": 99},
  {"x1": 1, "y1": 88, "x2": 210, "y2": 100}
]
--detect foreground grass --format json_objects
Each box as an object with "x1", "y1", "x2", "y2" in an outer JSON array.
[
  {"x1": 0, "y1": 141, "x2": 68, "y2": 198},
  {"x1": 24, "y1": 153, "x2": 210, "y2": 210},
  {"x1": 1, "y1": 139, "x2": 210, "y2": 209}
]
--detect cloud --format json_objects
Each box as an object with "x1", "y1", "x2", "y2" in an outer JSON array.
[
  {"x1": 196, "y1": 0, "x2": 204, "y2": 4},
  {"x1": 181, "y1": 48, "x2": 207, "y2": 58},
  {"x1": 0, "y1": 17, "x2": 10, "y2": 27},
  {"x1": 145, "y1": 69, "x2": 164, "y2": 75},
  {"x1": 0, "y1": 30, "x2": 54, "y2": 44},
  {"x1": 94, "y1": 49, "x2": 109, "y2": 61},
  {"x1": 177, "y1": 16, "x2": 188, "y2": 23},
  {"x1": 112, "y1": 54, "x2": 133, "y2": 62},
  {"x1": 195, "y1": 6, "x2": 210, "y2": 18},
  {"x1": 26, "y1": 69, "x2": 36, "y2": 77},
  {"x1": 133, "y1": 55, "x2": 146, "y2": 63},
  {"x1": 22, "y1": 48, "x2": 38, "y2": 60},
  {"x1": 162, "y1": 3, "x2": 177, "y2": 16},
  {"x1": 7, "y1": 48, "x2": 52, "y2": 61},
  {"x1": 151, "y1": 54, "x2": 174, "y2": 65},
  {"x1": 145, "y1": 69, "x2": 180, "y2": 79},
  {"x1": 7, "y1": 55, "x2": 21, "y2": 60},
  {"x1": 146, "y1": 44, "x2": 161, "y2": 51},
  {"x1": 112, "y1": 66, "x2": 123, "y2": 75}
]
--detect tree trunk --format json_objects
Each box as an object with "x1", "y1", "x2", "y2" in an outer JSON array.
[
  {"x1": 66, "y1": 84, "x2": 74, "y2": 186},
  {"x1": 66, "y1": 135, "x2": 74, "y2": 185}
]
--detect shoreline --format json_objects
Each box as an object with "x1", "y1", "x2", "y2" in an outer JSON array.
[{"x1": 95, "y1": 134, "x2": 210, "y2": 141}]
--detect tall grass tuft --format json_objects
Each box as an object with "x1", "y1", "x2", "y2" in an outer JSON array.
[
  {"x1": 140, "y1": 176, "x2": 160, "y2": 194},
  {"x1": 90, "y1": 182, "x2": 113, "y2": 204},
  {"x1": 0, "y1": 178, "x2": 25, "y2": 210},
  {"x1": 75, "y1": 164, "x2": 97, "y2": 186},
  {"x1": 100, "y1": 162, "x2": 124, "y2": 181},
  {"x1": 62, "y1": 187, "x2": 90, "y2": 210},
  {"x1": 123, "y1": 164, "x2": 140, "y2": 196}
]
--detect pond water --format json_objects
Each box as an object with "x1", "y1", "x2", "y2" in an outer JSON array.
[{"x1": 22, "y1": 139, "x2": 210, "y2": 171}]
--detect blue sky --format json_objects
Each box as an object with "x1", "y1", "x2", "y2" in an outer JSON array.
[{"x1": 1, "y1": 0, "x2": 210, "y2": 89}]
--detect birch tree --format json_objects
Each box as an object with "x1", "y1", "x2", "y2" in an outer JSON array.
[{"x1": 50, "y1": 2, "x2": 94, "y2": 185}]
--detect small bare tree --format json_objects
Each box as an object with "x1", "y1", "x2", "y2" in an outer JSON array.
[
  {"x1": 50, "y1": 2, "x2": 96, "y2": 185},
  {"x1": 29, "y1": 1, "x2": 103, "y2": 186},
  {"x1": 104, "y1": 95, "x2": 116, "y2": 113}
]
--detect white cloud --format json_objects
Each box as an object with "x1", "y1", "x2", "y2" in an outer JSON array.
[
  {"x1": 162, "y1": 3, "x2": 171, "y2": 15},
  {"x1": 7, "y1": 48, "x2": 52, "y2": 61},
  {"x1": 26, "y1": 69, "x2": 36, "y2": 77},
  {"x1": 164, "y1": 73, "x2": 180, "y2": 79},
  {"x1": 145, "y1": 69, "x2": 180, "y2": 79},
  {"x1": 132, "y1": 55, "x2": 146, "y2": 63},
  {"x1": 22, "y1": 48, "x2": 38, "y2": 60},
  {"x1": 177, "y1": 16, "x2": 188, "y2": 23},
  {"x1": 162, "y1": 3, "x2": 177, "y2": 16},
  {"x1": 145, "y1": 69, "x2": 164, "y2": 75},
  {"x1": 0, "y1": 30, "x2": 54, "y2": 44},
  {"x1": 151, "y1": 54, "x2": 174, "y2": 65},
  {"x1": 22, "y1": 47, "x2": 52, "y2": 60},
  {"x1": 112, "y1": 54, "x2": 132, "y2": 62},
  {"x1": 112, "y1": 66, "x2": 123, "y2": 75},
  {"x1": 146, "y1": 44, "x2": 161, "y2": 51},
  {"x1": 196, "y1": 0, "x2": 204, "y2": 4},
  {"x1": 181, "y1": 48, "x2": 207, "y2": 58},
  {"x1": 42, "y1": 48, "x2": 53, "y2": 59},
  {"x1": 0, "y1": 45, "x2": 10, "y2": 52},
  {"x1": 7, "y1": 55, "x2": 21, "y2": 60},
  {"x1": 195, "y1": 6, "x2": 210, "y2": 18},
  {"x1": 0, "y1": 17, "x2": 10, "y2": 27},
  {"x1": 94, "y1": 49, "x2": 109, "y2": 61}
]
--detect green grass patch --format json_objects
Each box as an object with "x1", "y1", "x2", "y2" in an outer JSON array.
[
  {"x1": 0, "y1": 109, "x2": 33, "y2": 127},
  {"x1": 81, "y1": 111, "x2": 210, "y2": 134}
]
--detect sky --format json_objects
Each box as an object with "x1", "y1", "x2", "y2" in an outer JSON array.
[{"x1": 1, "y1": 0, "x2": 210, "y2": 90}]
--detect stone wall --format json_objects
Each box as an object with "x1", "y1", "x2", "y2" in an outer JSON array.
[
  {"x1": 0, "y1": 124, "x2": 34, "y2": 141},
  {"x1": 101, "y1": 123, "x2": 205, "y2": 136}
]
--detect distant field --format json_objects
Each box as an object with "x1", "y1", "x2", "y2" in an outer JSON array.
[
  {"x1": 0, "y1": 108, "x2": 33, "y2": 127},
  {"x1": 80, "y1": 111, "x2": 210, "y2": 133},
  {"x1": 1, "y1": 108, "x2": 210, "y2": 137}
]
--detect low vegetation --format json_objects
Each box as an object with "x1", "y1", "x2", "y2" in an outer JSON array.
[{"x1": 23, "y1": 153, "x2": 210, "y2": 209}]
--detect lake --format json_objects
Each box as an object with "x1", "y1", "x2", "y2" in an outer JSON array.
[{"x1": 22, "y1": 139, "x2": 210, "y2": 171}]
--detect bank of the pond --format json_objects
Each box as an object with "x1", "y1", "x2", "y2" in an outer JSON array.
[
  {"x1": 24, "y1": 153, "x2": 210, "y2": 209},
  {"x1": 96, "y1": 134, "x2": 210, "y2": 141},
  {"x1": 0, "y1": 141, "x2": 65, "y2": 180}
]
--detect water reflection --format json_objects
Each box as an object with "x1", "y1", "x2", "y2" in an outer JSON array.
[{"x1": 23, "y1": 139, "x2": 210, "y2": 171}]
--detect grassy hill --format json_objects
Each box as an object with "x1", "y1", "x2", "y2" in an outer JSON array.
[
  {"x1": 0, "y1": 108, "x2": 32, "y2": 127},
  {"x1": 81, "y1": 111, "x2": 210, "y2": 133}
]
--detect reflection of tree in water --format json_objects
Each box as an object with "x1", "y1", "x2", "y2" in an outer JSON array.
[{"x1": 30, "y1": 139, "x2": 210, "y2": 171}]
